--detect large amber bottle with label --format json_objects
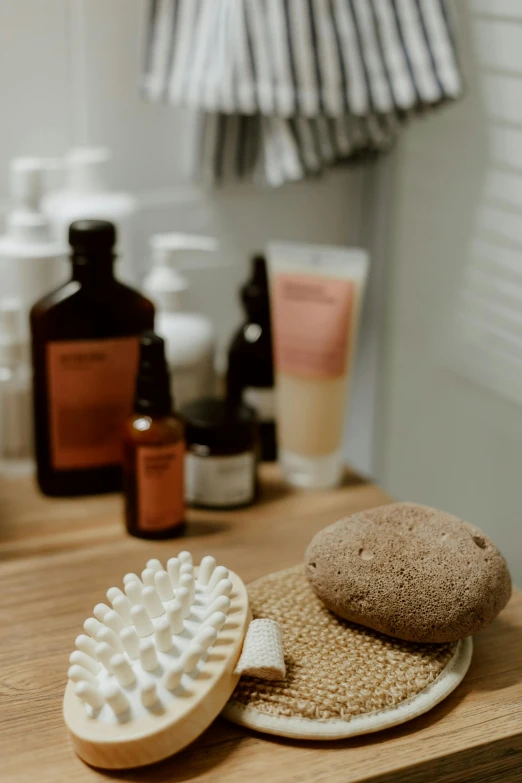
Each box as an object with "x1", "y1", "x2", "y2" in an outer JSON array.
[
  {"x1": 30, "y1": 220, "x2": 154, "y2": 496},
  {"x1": 123, "y1": 332, "x2": 185, "y2": 539}
]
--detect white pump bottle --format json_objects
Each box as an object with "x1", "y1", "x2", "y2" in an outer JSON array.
[
  {"x1": 0, "y1": 158, "x2": 68, "y2": 324},
  {"x1": 0, "y1": 298, "x2": 33, "y2": 472},
  {"x1": 41, "y1": 147, "x2": 138, "y2": 283},
  {"x1": 143, "y1": 233, "x2": 218, "y2": 409}
]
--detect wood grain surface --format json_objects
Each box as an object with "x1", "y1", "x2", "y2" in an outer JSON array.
[{"x1": 1, "y1": 465, "x2": 522, "y2": 783}]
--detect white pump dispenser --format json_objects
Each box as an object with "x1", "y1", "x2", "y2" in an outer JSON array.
[
  {"x1": 0, "y1": 298, "x2": 33, "y2": 472},
  {"x1": 144, "y1": 233, "x2": 218, "y2": 409},
  {"x1": 41, "y1": 147, "x2": 138, "y2": 283},
  {"x1": 0, "y1": 158, "x2": 68, "y2": 322}
]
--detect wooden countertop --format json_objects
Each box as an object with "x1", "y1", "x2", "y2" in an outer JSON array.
[{"x1": 1, "y1": 465, "x2": 522, "y2": 783}]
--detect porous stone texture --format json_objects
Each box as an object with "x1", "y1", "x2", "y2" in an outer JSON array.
[{"x1": 305, "y1": 503, "x2": 512, "y2": 643}]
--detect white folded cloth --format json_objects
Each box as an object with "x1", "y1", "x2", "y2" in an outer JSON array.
[{"x1": 234, "y1": 618, "x2": 286, "y2": 681}]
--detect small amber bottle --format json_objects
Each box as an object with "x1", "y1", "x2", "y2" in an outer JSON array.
[{"x1": 123, "y1": 331, "x2": 185, "y2": 539}]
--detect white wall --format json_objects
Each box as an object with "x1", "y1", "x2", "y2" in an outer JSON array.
[
  {"x1": 0, "y1": 0, "x2": 379, "y2": 474},
  {"x1": 379, "y1": 0, "x2": 522, "y2": 583}
]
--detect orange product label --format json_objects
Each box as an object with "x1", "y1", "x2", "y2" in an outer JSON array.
[
  {"x1": 47, "y1": 336, "x2": 139, "y2": 470},
  {"x1": 137, "y1": 442, "x2": 185, "y2": 531},
  {"x1": 272, "y1": 273, "x2": 354, "y2": 378}
]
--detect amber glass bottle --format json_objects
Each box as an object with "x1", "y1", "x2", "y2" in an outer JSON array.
[
  {"x1": 123, "y1": 331, "x2": 185, "y2": 539},
  {"x1": 227, "y1": 255, "x2": 277, "y2": 461},
  {"x1": 30, "y1": 220, "x2": 154, "y2": 496}
]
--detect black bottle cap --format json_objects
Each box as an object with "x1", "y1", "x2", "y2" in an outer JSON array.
[
  {"x1": 181, "y1": 397, "x2": 257, "y2": 453},
  {"x1": 251, "y1": 254, "x2": 268, "y2": 287},
  {"x1": 69, "y1": 220, "x2": 116, "y2": 255},
  {"x1": 134, "y1": 330, "x2": 172, "y2": 416},
  {"x1": 241, "y1": 254, "x2": 270, "y2": 315}
]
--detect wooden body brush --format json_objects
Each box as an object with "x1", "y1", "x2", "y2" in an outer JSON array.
[{"x1": 63, "y1": 551, "x2": 251, "y2": 769}]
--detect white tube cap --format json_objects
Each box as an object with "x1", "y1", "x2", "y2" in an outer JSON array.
[{"x1": 279, "y1": 449, "x2": 343, "y2": 490}]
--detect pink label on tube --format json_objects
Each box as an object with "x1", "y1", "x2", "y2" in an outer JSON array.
[{"x1": 272, "y1": 274, "x2": 354, "y2": 379}]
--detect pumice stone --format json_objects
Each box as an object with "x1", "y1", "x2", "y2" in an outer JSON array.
[{"x1": 305, "y1": 503, "x2": 511, "y2": 643}]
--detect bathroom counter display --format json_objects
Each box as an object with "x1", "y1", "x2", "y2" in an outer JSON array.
[{"x1": 1, "y1": 464, "x2": 522, "y2": 783}]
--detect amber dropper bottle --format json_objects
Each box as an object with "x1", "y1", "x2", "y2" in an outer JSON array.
[{"x1": 123, "y1": 331, "x2": 185, "y2": 539}]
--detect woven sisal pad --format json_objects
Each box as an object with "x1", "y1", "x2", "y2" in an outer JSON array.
[{"x1": 222, "y1": 566, "x2": 472, "y2": 739}]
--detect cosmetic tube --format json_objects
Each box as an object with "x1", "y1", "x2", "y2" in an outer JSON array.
[{"x1": 267, "y1": 242, "x2": 369, "y2": 489}]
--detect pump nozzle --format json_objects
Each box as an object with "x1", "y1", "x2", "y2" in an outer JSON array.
[
  {"x1": 0, "y1": 299, "x2": 24, "y2": 364},
  {"x1": 66, "y1": 147, "x2": 112, "y2": 193},
  {"x1": 144, "y1": 233, "x2": 219, "y2": 312},
  {"x1": 5, "y1": 158, "x2": 65, "y2": 247},
  {"x1": 9, "y1": 157, "x2": 61, "y2": 211},
  {"x1": 10, "y1": 159, "x2": 43, "y2": 211},
  {"x1": 150, "y1": 234, "x2": 218, "y2": 269}
]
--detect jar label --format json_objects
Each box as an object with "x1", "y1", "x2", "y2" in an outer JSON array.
[
  {"x1": 185, "y1": 452, "x2": 255, "y2": 507},
  {"x1": 242, "y1": 387, "x2": 275, "y2": 422},
  {"x1": 272, "y1": 274, "x2": 354, "y2": 378},
  {"x1": 137, "y1": 442, "x2": 185, "y2": 530},
  {"x1": 47, "y1": 337, "x2": 139, "y2": 469}
]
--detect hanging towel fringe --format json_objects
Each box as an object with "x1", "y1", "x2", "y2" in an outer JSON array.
[{"x1": 142, "y1": 0, "x2": 462, "y2": 185}]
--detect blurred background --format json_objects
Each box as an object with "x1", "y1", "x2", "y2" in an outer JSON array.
[{"x1": 1, "y1": 1, "x2": 521, "y2": 579}]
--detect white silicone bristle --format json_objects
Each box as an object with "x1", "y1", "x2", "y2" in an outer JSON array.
[
  {"x1": 104, "y1": 609, "x2": 125, "y2": 635},
  {"x1": 205, "y1": 595, "x2": 230, "y2": 619},
  {"x1": 155, "y1": 617, "x2": 173, "y2": 652},
  {"x1": 142, "y1": 586, "x2": 165, "y2": 618},
  {"x1": 75, "y1": 634, "x2": 97, "y2": 659},
  {"x1": 112, "y1": 595, "x2": 132, "y2": 625},
  {"x1": 155, "y1": 569, "x2": 174, "y2": 601},
  {"x1": 98, "y1": 626, "x2": 124, "y2": 653},
  {"x1": 70, "y1": 650, "x2": 101, "y2": 675},
  {"x1": 94, "y1": 603, "x2": 111, "y2": 623},
  {"x1": 103, "y1": 683, "x2": 130, "y2": 716},
  {"x1": 179, "y1": 562, "x2": 194, "y2": 578},
  {"x1": 176, "y1": 586, "x2": 191, "y2": 619},
  {"x1": 107, "y1": 586, "x2": 124, "y2": 603},
  {"x1": 68, "y1": 664, "x2": 98, "y2": 686},
  {"x1": 167, "y1": 600, "x2": 184, "y2": 634},
  {"x1": 139, "y1": 638, "x2": 159, "y2": 672},
  {"x1": 124, "y1": 580, "x2": 142, "y2": 606},
  {"x1": 140, "y1": 679, "x2": 158, "y2": 708},
  {"x1": 123, "y1": 572, "x2": 141, "y2": 585},
  {"x1": 205, "y1": 611, "x2": 227, "y2": 632},
  {"x1": 75, "y1": 681, "x2": 105, "y2": 710},
  {"x1": 83, "y1": 617, "x2": 105, "y2": 642},
  {"x1": 120, "y1": 627, "x2": 140, "y2": 659},
  {"x1": 71, "y1": 552, "x2": 240, "y2": 725},
  {"x1": 208, "y1": 566, "x2": 229, "y2": 591},
  {"x1": 141, "y1": 568, "x2": 155, "y2": 587},
  {"x1": 212, "y1": 578, "x2": 233, "y2": 600},
  {"x1": 131, "y1": 604, "x2": 154, "y2": 637},
  {"x1": 182, "y1": 642, "x2": 203, "y2": 673},
  {"x1": 111, "y1": 654, "x2": 136, "y2": 687},
  {"x1": 164, "y1": 662, "x2": 183, "y2": 691},
  {"x1": 96, "y1": 642, "x2": 115, "y2": 672},
  {"x1": 179, "y1": 573, "x2": 195, "y2": 603},
  {"x1": 196, "y1": 626, "x2": 217, "y2": 651},
  {"x1": 198, "y1": 555, "x2": 216, "y2": 586},
  {"x1": 84, "y1": 617, "x2": 105, "y2": 640},
  {"x1": 167, "y1": 557, "x2": 180, "y2": 588}
]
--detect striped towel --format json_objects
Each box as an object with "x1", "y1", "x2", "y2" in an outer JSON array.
[{"x1": 142, "y1": 0, "x2": 462, "y2": 186}]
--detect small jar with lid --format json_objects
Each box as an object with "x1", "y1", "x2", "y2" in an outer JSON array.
[{"x1": 181, "y1": 397, "x2": 259, "y2": 509}]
